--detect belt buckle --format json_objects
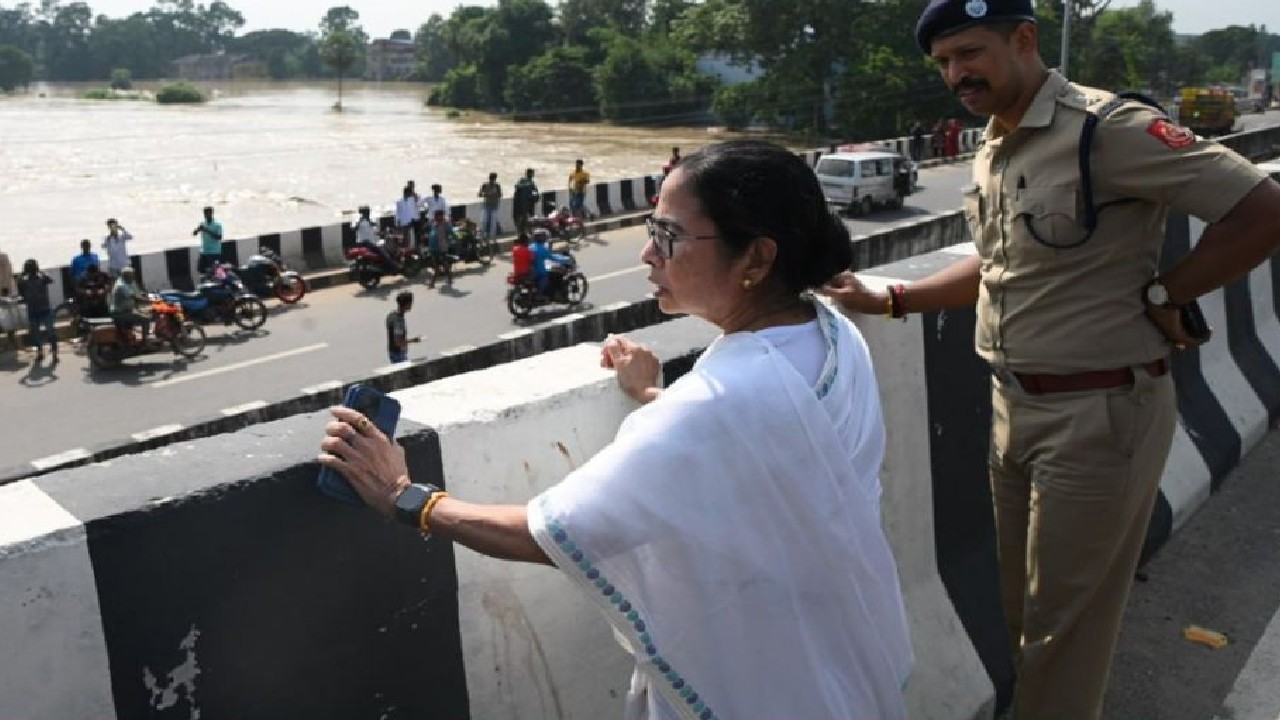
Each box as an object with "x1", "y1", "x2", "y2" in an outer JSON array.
[{"x1": 992, "y1": 366, "x2": 1022, "y2": 391}]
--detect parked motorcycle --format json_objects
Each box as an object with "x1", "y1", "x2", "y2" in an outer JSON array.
[
  {"x1": 449, "y1": 219, "x2": 495, "y2": 266},
  {"x1": 506, "y1": 253, "x2": 589, "y2": 319},
  {"x1": 86, "y1": 293, "x2": 207, "y2": 370},
  {"x1": 346, "y1": 231, "x2": 424, "y2": 290},
  {"x1": 529, "y1": 206, "x2": 586, "y2": 249},
  {"x1": 234, "y1": 248, "x2": 308, "y2": 304},
  {"x1": 160, "y1": 266, "x2": 269, "y2": 331}
]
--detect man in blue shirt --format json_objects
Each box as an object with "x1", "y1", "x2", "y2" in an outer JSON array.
[
  {"x1": 69, "y1": 239, "x2": 100, "y2": 283},
  {"x1": 192, "y1": 206, "x2": 223, "y2": 276},
  {"x1": 530, "y1": 229, "x2": 570, "y2": 295}
]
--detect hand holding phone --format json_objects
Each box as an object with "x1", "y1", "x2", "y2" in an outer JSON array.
[{"x1": 317, "y1": 384, "x2": 402, "y2": 505}]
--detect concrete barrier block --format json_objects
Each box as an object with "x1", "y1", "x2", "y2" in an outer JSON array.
[
  {"x1": 0, "y1": 480, "x2": 115, "y2": 720},
  {"x1": 394, "y1": 344, "x2": 635, "y2": 719},
  {"x1": 853, "y1": 312, "x2": 996, "y2": 720}
]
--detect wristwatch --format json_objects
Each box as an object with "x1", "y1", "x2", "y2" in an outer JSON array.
[
  {"x1": 1144, "y1": 280, "x2": 1175, "y2": 307},
  {"x1": 393, "y1": 483, "x2": 443, "y2": 528}
]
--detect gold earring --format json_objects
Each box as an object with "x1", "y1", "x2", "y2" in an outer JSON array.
[{"x1": 742, "y1": 278, "x2": 755, "y2": 290}]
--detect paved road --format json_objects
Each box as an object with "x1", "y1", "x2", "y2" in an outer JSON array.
[
  {"x1": 0, "y1": 161, "x2": 976, "y2": 471},
  {"x1": 1105, "y1": 421, "x2": 1280, "y2": 720}
]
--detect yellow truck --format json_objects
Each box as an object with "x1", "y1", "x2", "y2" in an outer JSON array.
[{"x1": 1176, "y1": 87, "x2": 1238, "y2": 137}]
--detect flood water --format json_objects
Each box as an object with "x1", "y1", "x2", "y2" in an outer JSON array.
[{"x1": 0, "y1": 80, "x2": 747, "y2": 267}]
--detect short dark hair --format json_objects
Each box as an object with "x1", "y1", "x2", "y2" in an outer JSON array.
[
  {"x1": 106, "y1": 218, "x2": 117, "y2": 225},
  {"x1": 396, "y1": 291, "x2": 413, "y2": 307},
  {"x1": 676, "y1": 140, "x2": 853, "y2": 294},
  {"x1": 80, "y1": 238, "x2": 91, "y2": 247}
]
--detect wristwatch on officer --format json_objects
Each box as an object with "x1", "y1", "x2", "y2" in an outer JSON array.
[
  {"x1": 393, "y1": 482, "x2": 444, "y2": 529},
  {"x1": 1144, "y1": 280, "x2": 1176, "y2": 307}
]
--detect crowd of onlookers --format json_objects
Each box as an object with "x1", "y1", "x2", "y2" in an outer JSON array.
[{"x1": 907, "y1": 119, "x2": 965, "y2": 163}]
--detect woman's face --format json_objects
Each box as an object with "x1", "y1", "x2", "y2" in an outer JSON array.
[{"x1": 643, "y1": 168, "x2": 745, "y2": 324}]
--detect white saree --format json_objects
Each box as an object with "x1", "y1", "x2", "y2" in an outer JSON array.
[{"x1": 528, "y1": 299, "x2": 913, "y2": 720}]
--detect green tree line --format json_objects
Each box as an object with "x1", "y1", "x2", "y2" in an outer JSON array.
[{"x1": 0, "y1": 0, "x2": 1276, "y2": 138}]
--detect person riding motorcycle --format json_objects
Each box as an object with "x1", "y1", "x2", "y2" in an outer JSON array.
[
  {"x1": 530, "y1": 229, "x2": 571, "y2": 296},
  {"x1": 110, "y1": 266, "x2": 151, "y2": 345},
  {"x1": 512, "y1": 233, "x2": 534, "y2": 284},
  {"x1": 353, "y1": 205, "x2": 399, "y2": 270}
]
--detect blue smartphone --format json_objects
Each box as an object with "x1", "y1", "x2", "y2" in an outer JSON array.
[{"x1": 316, "y1": 384, "x2": 401, "y2": 505}]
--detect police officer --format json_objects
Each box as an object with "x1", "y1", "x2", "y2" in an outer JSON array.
[{"x1": 823, "y1": 1, "x2": 1280, "y2": 718}]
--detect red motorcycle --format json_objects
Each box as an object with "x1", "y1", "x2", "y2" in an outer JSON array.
[
  {"x1": 530, "y1": 206, "x2": 586, "y2": 249},
  {"x1": 346, "y1": 230, "x2": 424, "y2": 289}
]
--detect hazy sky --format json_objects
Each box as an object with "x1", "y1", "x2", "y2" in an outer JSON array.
[{"x1": 73, "y1": 0, "x2": 1280, "y2": 39}]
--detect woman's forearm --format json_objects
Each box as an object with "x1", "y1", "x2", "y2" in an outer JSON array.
[{"x1": 428, "y1": 497, "x2": 554, "y2": 566}]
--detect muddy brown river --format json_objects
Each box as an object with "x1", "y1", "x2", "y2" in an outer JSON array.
[{"x1": 0, "y1": 80, "x2": 754, "y2": 267}]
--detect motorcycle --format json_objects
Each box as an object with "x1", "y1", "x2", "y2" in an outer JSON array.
[
  {"x1": 449, "y1": 219, "x2": 496, "y2": 266},
  {"x1": 53, "y1": 287, "x2": 110, "y2": 343},
  {"x1": 86, "y1": 293, "x2": 207, "y2": 370},
  {"x1": 160, "y1": 265, "x2": 269, "y2": 331},
  {"x1": 346, "y1": 230, "x2": 424, "y2": 290},
  {"x1": 506, "y1": 253, "x2": 589, "y2": 319},
  {"x1": 529, "y1": 206, "x2": 586, "y2": 249},
  {"x1": 234, "y1": 248, "x2": 308, "y2": 304}
]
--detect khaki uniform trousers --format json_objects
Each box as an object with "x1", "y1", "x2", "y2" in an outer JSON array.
[{"x1": 989, "y1": 367, "x2": 1176, "y2": 720}]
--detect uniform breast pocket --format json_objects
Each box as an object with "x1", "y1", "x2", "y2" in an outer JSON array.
[{"x1": 1011, "y1": 185, "x2": 1084, "y2": 249}]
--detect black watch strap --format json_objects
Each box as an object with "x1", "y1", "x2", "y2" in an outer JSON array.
[{"x1": 394, "y1": 483, "x2": 442, "y2": 528}]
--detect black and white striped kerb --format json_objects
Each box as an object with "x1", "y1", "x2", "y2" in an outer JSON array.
[{"x1": 1, "y1": 411, "x2": 469, "y2": 719}]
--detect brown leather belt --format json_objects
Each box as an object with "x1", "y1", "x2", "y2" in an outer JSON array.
[{"x1": 1001, "y1": 359, "x2": 1169, "y2": 395}]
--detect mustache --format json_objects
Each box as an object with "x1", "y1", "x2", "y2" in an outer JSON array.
[{"x1": 953, "y1": 77, "x2": 989, "y2": 94}]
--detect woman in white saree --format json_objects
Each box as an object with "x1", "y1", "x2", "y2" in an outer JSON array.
[{"x1": 320, "y1": 140, "x2": 914, "y2": 720}]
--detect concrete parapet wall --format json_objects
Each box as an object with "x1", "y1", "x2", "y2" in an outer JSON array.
[{"x1": 6, "y1": 218, "x2": 1280, "y2": 715}]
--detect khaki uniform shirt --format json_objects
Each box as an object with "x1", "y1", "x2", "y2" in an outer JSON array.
[{"x1": 966, "y1": 71, "x2": 1267, "y2": 373}]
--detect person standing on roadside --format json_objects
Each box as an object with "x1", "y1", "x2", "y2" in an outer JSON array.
[
  {"x1": 513, "y1": 168, "x2": 540, "y2": 237},
  {"x1": 385, "y1": 290, "x2": 421, "y2": 364},
  {"x1": 422, "y1": 184, "x2": 450, "y2": 222},
  {"x1": 824, "y1": 2, "x2": 1280, "y2": 718},
  {"x1": 17, "y1": 259, "x2": 56, "y2": 363},
  {"x1": 70, "y1": 239, "x2": 101, "y2": 283},
  {"x1": 192, "y1": 206, "x2": 223, "y2": 276},
  {"x1": 0, "y1": 245, "x2": 18, "y2": 352},
  {"x1": 568, "y1": 159, "x2": 591, "y2": 220},
  {"x1": 102, "y1": 218, "x2": 133, "y2": 278},
  {"x1": 909, "y1": 121, "x2": 926, "y2": 162},
  {"x1": 477, "y1": 172, "x2": 503, "y2": 239},
  {"x1": 395, "y1": 186, "x2": 420, "y2": 248}
]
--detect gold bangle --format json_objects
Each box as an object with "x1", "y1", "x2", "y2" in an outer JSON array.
[
  {"x1": 884, "y1": 293, "x2": 895, "y2": 319},
  {"x1": 419, "y1": 491, "x2": 450, "y2": 535}
]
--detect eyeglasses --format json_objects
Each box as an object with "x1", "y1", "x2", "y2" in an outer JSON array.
[{"x1": 644, "y1": 215, "x2": 719, "y2": 259}]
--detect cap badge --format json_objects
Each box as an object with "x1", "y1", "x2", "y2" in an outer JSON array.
[{"x1": 965, "y1": 0, "x2": 989, "y2": 18}]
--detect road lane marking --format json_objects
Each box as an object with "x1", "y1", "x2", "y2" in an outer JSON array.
[
  {"x1": 589, "y1": 265, "x2": 647, "y2": 283},
  {"x1": 31, "y1": 448, "x2": 91, "y2": 471},
  {"x1": 132, "y1": 424, "x2": 185, "y2": 442},
  {"x1": 301, "y1": 380, "x2": 344, "y2": 395},
  {"x1": 221, "y1": 400, "x2": 270, "y2": 416},
  {"x1": 150, "y1": 343, "x2": 329, "y2": 389}
]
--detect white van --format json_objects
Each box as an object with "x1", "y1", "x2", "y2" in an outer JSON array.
[{"x1": 814, "y1": 148, "x2": 917, "y2": 216}]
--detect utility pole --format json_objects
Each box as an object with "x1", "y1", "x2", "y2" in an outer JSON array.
[{"x1": 1059, "y1": 0, "x2": 1072, "y2": 79}]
